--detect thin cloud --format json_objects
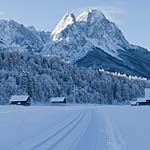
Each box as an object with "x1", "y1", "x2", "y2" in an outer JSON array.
[
  {"x1": 72, "y1": 6, "x2": 125, "y2": 25},
  {"x1": 99, "y1": 6, "x2": 125, "y2": 24}
]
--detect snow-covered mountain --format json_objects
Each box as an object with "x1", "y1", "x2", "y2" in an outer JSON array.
[
  {"x1": 46, "y1": 9, "x2": 132, "y2": 60},
  {"x1": 43, "y1": 9, "x2": 150, "y2": 78},
  {"x1": 0, "y1": 9, "x2": 150, "y2": 78},
  {"x1": 0, "y1": 20, "x2": 50, "y2": 52}
]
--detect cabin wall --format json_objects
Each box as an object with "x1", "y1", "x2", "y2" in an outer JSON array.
[
  {"x1": 51, "y1": 101, "x2": 66, "y2": 104},
  {"x1": 137, "y1": 102, "x2": 147, "y2": 106},
  {"x1": 145, "y1": 89, "x2": 150, "y2": 98},
  {"x1": 146, "y1": 100, "x2": 150, "y2": 105}
]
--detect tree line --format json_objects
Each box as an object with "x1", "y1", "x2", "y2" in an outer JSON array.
[{"x1": 0, "y1": 51, "x2": 149, "y2": 104}]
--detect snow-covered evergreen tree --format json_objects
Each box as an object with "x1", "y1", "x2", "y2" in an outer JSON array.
[{"x1": 0, "y1": 51, "x2": 150, "y2": 104}]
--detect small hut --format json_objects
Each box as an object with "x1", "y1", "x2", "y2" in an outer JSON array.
[
  {"x1": 50, "y1": 97, "x2": 66, "y2": 104},
  {"x1": 10, "y1": 95, "x2": 31, "y2": 106},
  {"x1": 131, "y1": 88, "x2": 150, "y2": 106},
  {"x1": 136, "y1": 98, "x2": 147, "y2": 106},
  {"x1": 130, "y1": 101, "x2": 137, "y2": 106}
]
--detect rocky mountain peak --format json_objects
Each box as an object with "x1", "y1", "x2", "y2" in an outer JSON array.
[
  {"x1": 77, "y1": 9, "x2": 105, "y2": 23},
  {"x1": 51, "y1": 13, "x2": 76, "y2": 41}
]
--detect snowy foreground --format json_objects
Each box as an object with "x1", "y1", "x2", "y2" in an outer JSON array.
[{"x1": 0, "y1": 105, "x2": 150, "y2": 150}]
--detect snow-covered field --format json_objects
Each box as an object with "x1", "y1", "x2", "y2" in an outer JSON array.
[{"x1": 0, "y1": 105, "x2": 150, "y2": 150}]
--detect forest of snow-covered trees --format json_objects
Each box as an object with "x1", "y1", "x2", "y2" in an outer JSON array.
[{"x1": 0, "y1": 51, "x2": 150, "y2": 104}]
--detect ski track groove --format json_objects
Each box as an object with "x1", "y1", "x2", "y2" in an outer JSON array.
[
  {"x1": 95, "y1": 110, "x2": 110, "y2": 150},
  {"x1": 74, "y1": 109, "x2": 110, "y2": 150},
  {"x1": 46, "y1": 112, "x2": 86, "y2": 150},
  {"x1": 31, "y1": 112, "x2": 85, "y2": 150}
]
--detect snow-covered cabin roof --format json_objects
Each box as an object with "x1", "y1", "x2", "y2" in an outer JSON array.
[
  {"x1": 136, "y1": 98, "x2": 147, "y2": 102},
  {"x1": 50, "y1": 97, "x2": 66, "y2": 102},
  {"x1": 10, "y1": 95, "x2": 29, "y2": 102},
  {"x1": 130, "y1": 101, "x2": 137, "y2": 105}
]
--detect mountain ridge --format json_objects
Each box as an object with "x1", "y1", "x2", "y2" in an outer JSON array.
[
  {"x1": 0, "y1": 19, "x2": 50, "y2": 53},
  {"x1": 0, "y1": 9, "x2": 150, "y2": 78},
  {"x1": 46, "y1": 9, "x2": 150, "y2": 78}
]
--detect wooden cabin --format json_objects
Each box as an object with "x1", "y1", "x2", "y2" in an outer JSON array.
[
  {"x1": 10, "y1": 95, "x2": 31, "y2": 106},
  {"x1": 50, "y1": 97, "x2": 66, "y2": 104},
  {"x1": 131, "y1": 88, "x2": 150, "y2": 106},
  {"x1": 130, "y1": 101, "x2": 137, "y2": 106},
  {"x1": 136, "y1": 98, "x2": 147, "y2": 106}
]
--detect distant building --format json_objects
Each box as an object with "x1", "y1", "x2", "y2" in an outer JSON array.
[
  {"x1": 130, "y1": 101, "x2": 137, "y2": 106},
  {"x1": 10, "y1": 95, "x2": 31, "y2": 106},
  {"x1": 130, "y1": 88, "x2": 150, "y2": 106},
  {"x1": 50, "y1": 97, "x2": 66, "y2": 104}
]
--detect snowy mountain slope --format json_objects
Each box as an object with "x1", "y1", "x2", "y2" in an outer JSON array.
[
  {"x1": 77, "y1": 47, "x2": 150, "y2": 78},
  {"x1": 47, "y1": 9, "x2": 132, "y2": 61},
  {"x1": 0, "y1": 10, "x2": 150, "y2": 78},
  {"x1": 52, "y1": 13, "x2": 76, "y2": 41},
  {"x1": 44, "y1": 9, "x2": 150, "y2": 78},
  {"x1": 0, "y1": 20, "x2": 50, "y2": 52}
]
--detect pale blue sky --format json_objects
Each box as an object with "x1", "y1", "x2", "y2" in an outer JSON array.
[{"x1": 0, "y1": 0, "x2": 149, "y2": 49}]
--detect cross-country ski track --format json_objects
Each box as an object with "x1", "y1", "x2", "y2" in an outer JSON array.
[{"x1": 0, "y1": 105, "x2": 150, "y2": 150}]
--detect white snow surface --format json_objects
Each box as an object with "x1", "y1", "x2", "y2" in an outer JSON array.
[
  {"x1": 0, "y1": 20, "x2": 49, "y2": 53},
  {"x1": 0, "y1": 105, "x2": 150, "y2": 150},
  {"x1": 50, "y1": 97, "x2": 65, "y2": 102},
  {"x1": 84, "y1": 36, "x2": 120, "y2": 59},
  {"x1": 77, "y1": 9, "x2": 105, "y2": 22},
  {"x1": 51, "y1": 13, "x2": 76, "y2": 41},
  {"x1": 10, "y1": 95, "x2": 29, "y2": 102}
]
